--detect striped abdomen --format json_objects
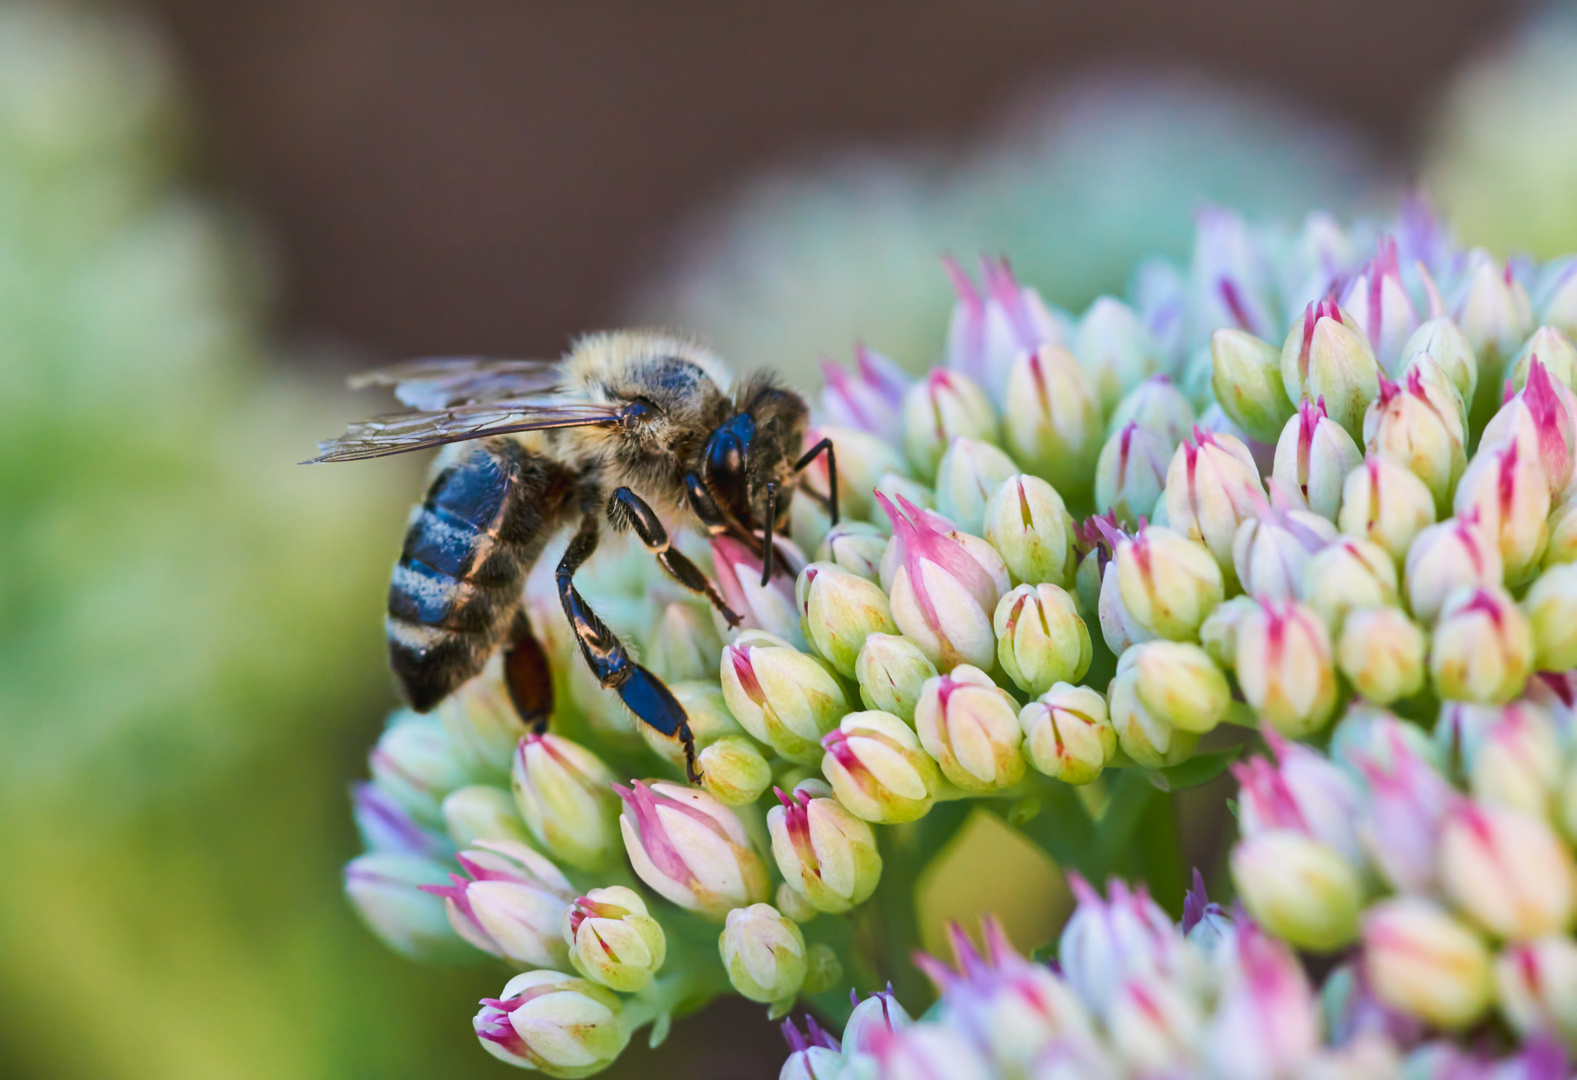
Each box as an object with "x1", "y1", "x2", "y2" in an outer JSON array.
[{"x1": 387, "y1": 438, "x2": 576, "y2": 711}]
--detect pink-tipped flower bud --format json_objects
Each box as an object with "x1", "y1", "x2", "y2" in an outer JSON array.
[
  {"x1": 1058, "y1": 874, "x2": 1200, "y2": 1020},
  {"x1": 934, "y1": 436, "x2": 1020, "y2": 536},
  {"x1": 1404, "y1": 513, "x2": 1504, "y2": 626},
  {"x1": 915, "y1": 665, "x2": 1026, "y2": 792},
  {"x1": 796, "y1": 562, "x2": 897, "y2": 679},
  {"x1": 842, "y1": 986, "x2": 913, "y2": 1056},
  {"x1": 816, "y1": 519, "x2": 888, "y2": 582},
  {"x1": 993, "y1": 583, "x2": 1092, "y2": 696},
  {"x1": 1232, "y1": 489, "x2": 1339, "y2": 602},
  {"x1": 1109, "y1": 372, "x2": 1195, "y2": 444},
  {"x1": 852, "y1": 632, "x2": 936, "y2": 725},
  {"x1": 1483, "y1": 356, "x2": 1577, "y2": 501},
  {"x1": 1020, "y1": 682, "x2": 1115, "y2": 785},
  {"x1": 511, "y1": 734, "x2": 621, "y2": 872},
  {"x1": 1363, "y1": 898, "x2": 1495, "y2": 1029},
  {"x1": 1003, "y1": 344, "x2": 1104, "y2": 503},
  {"x1": 1337, "y1": 453, "x2": 1438, "y2": 563},
  {"x1": 1401, "y1": 317, "x2": 1478, "y2": 410},
  {"x1": 1272, "y1": 398, "x2": 1363, "y2": 521},
  {"x1": 1299, "y1": 537, "x2": 1399, "y2": 634},
  {"x1": 1508, "y1": 327, "x2": 1577, "y2": 396},
  {"x1": 1439, "y1": 801, "x2": 1577, "y2": 940},
  {"x1": 562, "y1": 886, "x2": 666, "y2": 993},
  {"x1": 473, "y1": 970, "x2": 628, "y2": 1075},
  {"x1": 1095, "y1": 421, "x2": 1171, "y2": 529},
  {"x1": 1078, "y1": 514, "x2": 1155, "y2": 655},
  {"x1": 1212, "y1": 327, "x2": 1296, "y2": 443},
  {"x1": 1354, "y1": 731, "x2": 1457, "y2": 895},
  {"x1": 1076, "y1": 295, "x2": 1162, "y2": 414},
  {"x1": 1455, "y1": 438, "x2": 1553, "y2": 586},
  {"x1": 1128, "y1": 640, "x2": 1231, "y2": 735},
  {"x1": 767, "y1": 781, "x2": 881, "y2": 914},
  {"x1": 1163, "y1": 427, "x2": 1267, "y2": 588},
  {"x1": 1340, "y1": 236, "x2": 1421, "y2": 371},
  {"x1": 1114, "y1": 524, "x2": 1224, "y2": 642},
  {"x1": 1454, "y1": 249, "x2": 1535, "y2": 396},
  {"x1": 1236, "y1": 601, "x2": 1339, "y2": 737},
  {"x1": 982, "y1": 473, "x2": 1078, "y2": 587},
  {"x1": 944, "y1": 254, "x2": 1067, "y2": 404},
  {"x1": 821, "y1": 710, "x2": 942, "y2": 824},
  {"x1": 712, "y1": 534, "x2": 806, "y2": 647},
  {"x1": 1363, "y1": 369, "x2": 1468, "y2": 514},
  {"x1": 877, "y1": 491, "x2": 1009, "y2": 672},
  {"x1": 1203, "y1": 923, "x2": 1321, "y2": 1080},
  {"x1": 1108, "y1": 647, "x2": 1201, "y2": 768},
  {"x1": 421, "y1": 839, "x2": 575, "y2": 969},
  {"x1": 344, "y1": 852, "x2": 470, "y2": 963},
  {"x1": 720, "y1": 629, "x2": 848, "y2": 764},
  {"x1": 1496, "y1": 936, "x2": 1577, "y2": 1047},
  {"x1": 719, "y1": 903, "x2": 807, "y2": 1013},
  {"x1": 1449, "y1": 701, "x2": 1563, "y2": 818},
  {"x1": 1230, "y1": 829, "x2": 1363, "y2": 951},
  {"x1": 1280, "y1": 299, "x2": 1382, "y2": 442},
  {"x1": 901, "y1": 368, "x2": 999, "y2": 481},
  {"x1": 613, "y1": 779, "x2": 770, "y2": 921},
  {"x1": 820, "y1": 343, "x2": 910, "y2": 443},
  {"x1": 1108, "y1": 974, "x2": 1206, "y2": 1075},
  {"x1": 1235, "y1": 727, "x2": 1366, "y2": 866},
  {"x1": 779, "y1": 1016, "x2": 843, "y2": 1080},
  {"x1": 1191, "y1": 205, "x2": 1277, "y2": 339},
  {"x1": 1338, "y1": 606, "x2": 1428, "y2": 706},
  {"x1": 1431, "y1": 586, "x2": 1534, "y2": 704}
]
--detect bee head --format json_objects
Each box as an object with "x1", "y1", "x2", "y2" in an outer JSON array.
[{"x1": 703, "y1": 377, "x2": 807, "y2": 534}]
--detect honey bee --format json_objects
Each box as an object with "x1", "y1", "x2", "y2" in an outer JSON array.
[{"x1": 308, "y1": 331, "x2": 838, "y2": 781}]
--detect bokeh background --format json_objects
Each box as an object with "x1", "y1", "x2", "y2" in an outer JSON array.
[{"x1": 3, "y1": 0, "x2": 1577, "y2": 1076}]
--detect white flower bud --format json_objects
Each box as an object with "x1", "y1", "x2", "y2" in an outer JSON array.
[
  {"x1": 1362, "y1": 898, "x2": 1494, "y2": 1029},
  {"x1": 1164, "y1": 428, "x2": 1266, "y2": 589},
  {"x1": 1232, "y1": 494, "x2": 1338, "y2": 602},
  {"x1": 768, "y1": 782, "x2": 881, "y2": 913},
  {"x1": 1272, "y1": 398, "x2": 1363, "y2": 521},
  {"x1": 1439, "y1": 801, "x2": 1576, "y2": 940},
  {"x1": 1454, "y1": 437, "x2": 1551, "y2": 586},
  {"x1": 370, "y1": 712, "x2": 473, "y2": 827},
  {"x1": 934, "y1": 436, "x2": 1019, "y2": 536},
  {"x1": 1523, "y1": 562, "x2": 1577, "y2": 672},
  {"x1": 511, "y1": 734, "x2": 621, "y2": 872},
  {"x1": 1496, "y1": 936, "x2": 1577, "y2": 1047},
  {"x1": 474, "y1": 970, "x2": 628, "y2": 1074},
  {"x1": 915, "y1": 665, "x2": 1026, "y2": 792},
  {"x1": 821, "y1": 710, "x2": 942, "y2": 824},
  {"x1": 1280, "y1": 299, "x2": 1382, "y2": 442},
  {"x1": 1002, "y1": 345, "x2": 1103, "y2": 504},
  {"x1": 1077, "y1": 295, "x2": 1162, "y2": 413},
  {"x1": 1095, "y1": 421, "x2": 1171, "y2": 529},
  {"x1": 816, "y1": 520, "x2": 888, "y2": 582},
  {"x1": 1336, "y1": 453, "x2": 1437, "y2": 562},
  {"x1": 1337, "y1": 607, "x2": 1427, "y2": 706},
  {"x1": 721, "y1": 629, "x2": 848, "y2": 764},
  {"x1": 1238, "y1": 600, "x2": 1338, "y2": 736},
  {"x1": 720, "y1": 904, "x2": 807, "y2": 1012},
  {"x1": 1299, "y1": 537, "x2": 1399, "y2": 634},
  {"x1": 1108, "y1": 373, "x2": 1194, "y2": 444},
  {"x1": 901, "y1": 368, "x2": 998, "y2": 480},
  {"x1": 993, "y1": 583, "x2": 1091, "y2": 696},
  {"x1": 443, "y1": 784, "x2": 532, "y2": 849},
  {"x1": 562, "y1": 886, "x2": 666, "y2": 993},
  {"x1": 1403, "y1": 515, "x2": 1503, "y2": 626},
  {"x1": 821, "y1": 345, "x2": 910, "y2": 442},
  {"x1": 643, "y1": 600, "x2": 724, "y2": 684},
  {"x1": 344, "y1": 853, "x2": 470, "y2": 963},
  {"x1": 1401, "y1": 317, "x2": 1478, "y2": 409},
  {"x1": 1128, "y1": 640, "x2": 1231, "y2": 734},
  {"x1": 1430, "y1": 586, "x2": 1534, "y2": 704},
  {"x1": 1454, "y1": 249, "x2": 1534, "y2": 403},
  {"x1": 1362, "y1": 370, "x2": 1468, "y2": 514},
  {"x1": 615, "y1": 779, "x2": 771, "y2": 921},
  {"x1": 981, "y1": 473, "x2": 1078, "y2": 588},
  {"x1": 1114, "y1": 524, "x2": 1224, "y2": 642},
  {"x1": 1019, "y1": 682, "x2": 1114, "y2": 784},
  {"x1": 1198, "y1": 594, "x2": 1261, "y2": 669},
  {"x1": 852, "y1": 632, "x2": 937, "y2": 725},
  {"x1": 1108, "y1": 647, "x2": 1200, "y2": 768},
  {"x1": 1340, "y1": 237, "x2": 1420, "y2": 371},
  {"x1": 425, "y1": 839, "x2": 575, "y2": 969},
  {"x1": 796, "y1": 561, "x2": 897, "y2": 679}
]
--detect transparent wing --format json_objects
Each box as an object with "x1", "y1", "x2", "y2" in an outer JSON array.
[
  {"x1": 307, "y1": 399, "x2": 621, "y2": 463},
  {"x1": 347, "y1": 357, "x2": 564, "y2": 410}
]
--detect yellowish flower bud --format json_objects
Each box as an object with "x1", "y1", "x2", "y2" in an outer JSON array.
[
  {"x1": 1164, "y1": 428, "x2": 1266, "y2": 588},
  {"x1": 1129, "y1": 640, "x2": 1231, "y2": 734},
  {"x1": 901, "y1": 368, "x2": 998, "y2": 480},
  {"x1": 767, "y1": 781, "x2": 881, "y2": 914},
  {"x1": 720, "y1": 629, "x2": 848, "y2": 764},
  {"x1": 821, "y1": 710, "x2": 942, "y2": 824},
  {"x1": 1337, "y1": 606, "x2": 1427, "y2": 706},
  {"x1": 993, "y1": 583, "x2": 1092, "y2": 696},
  {"x1": 796, "y1": 561, "x2": 897, "y2": 679},
  {"x1": 1231, "y1": 829, "x2": 1362, "y2": 951},
  {"x1": 1019, "y1": 682, "x2": 1114, "y2": 784},
  {"x1": 934, "y1": 436, "x2": 1020, "y2": 536},
  {"x1": 1280, "y1": 299, "x2": 1381, "y2": 442},
  {"x1": 1002, "y1": 344, "x2": 1104, "y2": 504},
  {"x1": 1236, "y1": 601, "x2": 1338, "y2": 737},
  {"x1": 1114, "y1": 524, "x2": 1224, "y2": 642},
  {"x1": 1454, "y1": 438, "x2": 1551, "y2": 586},
  {"x1": 1439, "y1": 802, "x2": 1576, "y2": 940},
  {"x1": 1298, "y1": 537, "x2": 1398, "y2": 634},
  {"x1": 697, "y1": 735, "x2": 773, "y2": 806},
  {"x1": 1362, "y1": 898, "x2": 1494, "y2": 1029},
  {"x1": 1522, "y1": 563, "x2": 1577, "y2": 672},
  {"x1": 1430, "y1": 586, "x2": 1534, "y2": 704},
  {"x1": 562, "y1": 886, "x2": 666, "y2": 993},
  {"x1": 511, "y1": 734, "x2": 621, "y2": 872},
  {"x1": 1272, "y1": 398, "x2": 1363, "y2": 521},
  {"x1": 1403, "y1": 516, "x2": 1503, "y2": 626},
  {"x1": 1336, "y1": 453, "x2": 1437, "y2": 562},
  {"x1": 982, "y1": 473, "x2": 1078, "y2": 588},
  {"x1": 915, "y1": 665, "x2": 1027, "y2": 792},
  {"x1": 853, "y1": 632, "x2": 937, "y2": 725},
  {"x1": 1401, "y1": 316, "x2": 1478, "y2": 409},
  {"x1": 1108, "y1": 647, "x2": 1200, "y2": 768}
]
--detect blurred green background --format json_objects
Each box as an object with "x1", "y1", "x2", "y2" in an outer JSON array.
[{"x1": 1, "y1": 1, "x2": 1573, "y2": 1077}]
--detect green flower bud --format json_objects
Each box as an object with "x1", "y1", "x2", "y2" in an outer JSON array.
[
  {"x1": 511, "y1": 734, "x2": 621, "y2": 871},
  {"x1": 821, "y1": 710, "x2": 942, "y2": 824},
  {"x1": 1401, "y1": 317, "x2": 1478, "y2": 409},
  {"x1": 1336, "y1": 453, "x2": 1437, "y2": 563},
  {"x1": 796, "y1": 562, "x2": 897, "y2": 679},
  {"x1": 1272, "y1": 399, "x2": 1363, "y2": 522},
  {"x1": 721, "y1": 629, "x2": 848, "y2": 764},
  {"x1": 816, "y1": 520, "x2": 888, "y2": 581},
  {"x1": 371, "y1": 711, "x2": 474, "y2": 827},
  {"x1": 1403, "y1": 517, "x2": 1503, "y2": 627},
  {"x1": 1108, "y1": 647, "x2": 1200, "y2": 768},
  {"x1": 902, "y1": 368, "x2": 998, "y2": 480},
  {"x1": 775, "y1": 882, "x2": 820, "y2": 924},
  {"x1": 993, "y1": 583, "x2": 1092, "y2": 696},
  {"x1": 982, "y1": 473, "x2": 1078, "y2": 588},
  {"x1": 1280, "y1": 300, "x2": 1381, "y2": 442},
  {"x1": 768, "y1": 780, "x2": 881, "y2": 914},
  {"x1": 1337, "y1": 606, "x2": 1427, "y2": 706},
  {"x1": 1299, "y1": 536, "x2": 1399, "y2": 635},
  {"x1": 1231, "y1": 830, "x2": 1362, "y2": 952},
  {"x1": 563, "y1": 886, "x2": 666, "y2": 993},
  {"x1": 720, "y1": 904, "x2": 807, "y2": 1015},
  {"x1": 643, "y1": 600, "x2": 724, "y2": 684},
  {"x1": 1114, "y1": 524, "x2": 1224, "y2": 642},
  {"x1": 1546, "y1": 494, "x2": 1577, "y2": 570},
  {"x1": 1431, "y1": 586, "x2": 1534, "y2": 704},
  {"x1": 1018, "y1": 682, "x2": 1114, "y2": 784},
  {"x1": 1107, "y1": 373, "x2": 1194, "y2": 445},
  {"x1": 1212, "y1": 327, "x2": 1295, "y2": 442},
  {"x1": 1524, "y1": 563, "x2": 1577, "y2": 671},
  {"x1": 1236, "y1": 601, "x2": 1338, "y2": 737},
  {"x1": 698, "y1": 735, "x2": 773, "y2": 806},
  {"x1": 1076, "y1": 296, "x2": 1161, "y2": 414},
  {"x1": 1198, "y1": 594, "x2": 1261, "y2": 669},
  {"x1": 802, "y1": 943, "x2": 843, "y2": 996},
  {"x1": 1128, "y1": 640, "x2": 1230, "y2": 734},
  {"x1": 915, "y1": 665, "x2": 1026, "y2": 792},
  {"x1": 443, "y1": 784, "x2": 533, "y2": 848},
  {"x1": 853, "y1": 632, "x2": 937, "y2": 725},
  {"x1": 1095, "y1": 422, "x2": 1171, "y2": 529},
  {"x1": 1163, "y1": 428, "x2": 1265, "y2": 589},
  {"x1": 1507, "y1": 325, "x2": 1577, "y2": 393},
  {"x1": 1002, "y1": 344, "x2": 1103, "y2": 504},
  {"x1": 1362, "y1": 898, "x2": 1493, "y2": 1030},
  {"x1": 934, "y1": 436, "x2": 1020, "y2": 536}
]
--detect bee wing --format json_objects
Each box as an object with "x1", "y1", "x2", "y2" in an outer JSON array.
[
  {"x1": 307, "y1": 398, "x2": 621, "y2": 463},
  {"x1": 347, "y1": 357, "x2": 564, "y2": 410}
]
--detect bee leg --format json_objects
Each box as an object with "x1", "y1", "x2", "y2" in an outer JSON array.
[
  {"x1": 502, "y1": 610, "x2": 553, "y2": 734},
  {"x1": 557, "y1": 510, "x2": 700, "y2": 781},
  {"x1": 609, "y1": 486, "x2": 742, "y2": 629},
  {"x1": 795, "y1": 437, "x2": 839, "y2": 526},
  {"x1": 682, "y1": 472, "x2": 731, "y2": 537}
]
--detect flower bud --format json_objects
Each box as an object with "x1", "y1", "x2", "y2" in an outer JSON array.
[
  {"x1": 1019, "y1": 682, "x2": 1114, "y2": 784},
  {"x1": 422, "y1": 839, "x2": 575, "y2": 968},
  {"x1": 768, "y1": 782, "x2": 881, "y2": 913},
  {"x1": 1128, "y1": 640, "x2": 1230, "y2": 734},
  {"x1": 816, "y1": 519, "x2": 888, "y2": 582},
  {"x1": 1542, "y1": 259, "x2": 1577, "y2": 337},
  {"x1": 1336, "y1": 453, "x2": 1437, "y2": 563},
  {"x1": 1548, "y1": 493, "x2": 1577, "y2": 571},
  {"x1": 1198, "y1": 594, "x2": 1260, "y2": 668},
  {"x1": 614, "y1": 779, "x2": 770, "y2": 921},
  {"x1": 1508, "y1": 326, "x2": 1577, "y2": 395},
  {"x1": 437, "y1": 675, "x2": 532, "y2": 779},
  {"x1": 1280, "y1": 299, "x2": 1381, "y2": 442},
  {"x1": 821, "y1": 710, "x2": 942, "y2": 823},
  {"x1": 1340, "y1": 236, "x2": 1420, "y2": 371},
  {"x1": 1453, "y1": 702, "x2": 1562, "y2": 817},
  {"x1": 901, "y1": 368, "x2": 998, "y2": 480},
  {"x1": 698, "y1": 735, "x2": 773, "y2": 806},
  {"x1": 843, "y1": 985, "x2": 913, "y2": 1056},
  {"x1": 1523, "y1": 563, "x2": 1577, "y2": 672},
  {"x1": 934, "y1": 436, "x2": 1020, "y2": 536},
  {"x1": 1059, "y1": 874, "x2": 1199, "y2": 1019},
  {"x1": 1003, "y1": 345, "x2": 1103, "y2": 503},
  {"x1": 473, "y1": 970, "x2": 628, "y2": 1075},
  {"x1": 779, "y1": 1017, "x2": 842, "y2": 1080},
  {"x1": 796, "y1": 562, "x2": 897, "y2": 680},
  {"x1": 511, "y1": 734, "x2": 621, "y2": 871},
  {"x1": 1236, "y1": 601, "x2": 1338, "y2": 737},
  {"x1": 1108, "y1": 648, "x2": 1200, "y2": 767},
  {"x1": 1114, "y1": 524, "x2": 1224, "y2": 641},
  {"x1": 821, "y1": 343, "x2": 910, "y2": 442},
  {"x1": 1363, "y1": 370, "x2": 1468, "y2": 513},
  {"x1": 1075, "y1": 295, "x2": 1161, "y2": 412},
  {"x1": 993, "y1": 583, "x2": 1091, "y2": 695},
  {"x1": 1439, "y1": 802, "x2": 1576, "y2": 940},
  {"x1": 1353, "y1": 733, "x2": 1456, "y2": 895},
  {"x1": 1095, "y1": 422, "x2": 1171, "y2": 529},
  {"x1": 864, "y1": 1023, "x2": 996, "y2": 1080},
  {"x1": 1272, "y1": 398, "x2": 1363, "y2": 521},
  {"x1": 1232, "y1": 493, "x2": 1338, "y2": 602},
  {"x1": 344, "y1": 852, "x2": 470, "y2": 963},
  {"x1": 641, "y1": 680, "x2": 745, "y2": 770},
  {"x1": 1362, "y1": 898, "x2": 1495, "y2": 1029},
  {"x1": 1204, "y1": 924, "x2": 1320, "y2": 1080},
  {"x1": 1430, "y1": 586, "x2": 1534, "y2": 704},
  {"x1": 1230, "y1": 829, "x2": 1362, "y2": 951},
  {"x1": 721, "y1": 629, "x2": 848, "y2": 763},
  {"x1": 982, "y1": 473, "x2": 1078, "y2": 587},
  {"x1": 1338, "y1": 607, "x2": 1427, "y2": 706},
  {"x1": 1108, "y1": 974, "x2": 1206, "y2": 1075},
  {"x1": 353, "y1": 780, "x2": 453, "y2": 859},
  {"x1": 643, "y1": 600, "x2": 724, "y2": 684},
  {"x1": 1164, "y1": 428, "x2": 1266, "y2": 587},
  {"x1": 915, "y1": 665, "x2": 1026, "y2": 792},
  {"x1": 1454, "y1": 438, "x2": 1551, "y2": 586},
  {"x1": 811, "y1": 426, "x2": 912, "y2": 529},
  {"x1": 1483, "y1": 356, "x2": 1577, "y2": 500},
  {"x1": 1235, "y1": 731, "x2": 1365, "y2": 865},
  {"x1": 1496, "y1": 936, "x2": 1577, "y2": 1046},
  {"x1": 1401, "y1": 317, "x2": 1478, "y2": 409},
  {"x1": 562, "y1": 886, "x2": 666, "y2": 993},
  {"x1": 1212, "y1": 327, "x2": 1296, "y2": 442},
  {"x1": 370, "y1": 712, "x2": 473, "y2": 827},
  {"x1": 1454, "y1": 249, "x2": 1534, "y2": 406},
  {"x1": 774, "y1": 882, "x2": 819, "y2": 925},
  {"x1": 1108, "y1": 373, "x2": 1193, "y2": 442},
  {"x1": 1299, "y1": 537, "x2": 1399, "y2": 633},
  {"x1": 443, "y1": 785, "x2": 532, "y2": 849},
  {"x1": 945, "y1": 254, "x2": 1067, "y2": 403},
  {"x1": 1191, "y1": 205, "x2": 1277, "y2": 337},
  {"x1": 1403, "y1": 514, "x2": 1503, "y2": 626},
  {"x1": 712, "y1": 534, "x2": 806, "y2": 647},
  {"x1": 720, "y1": 903, "x2": 807, "y2": 1011},
  {"x1": 878, "y1": 491, "x2": 1009, "y2": 671},
  {"x1": 852, "y1": 632, "x2": 936, "y2": 724}
]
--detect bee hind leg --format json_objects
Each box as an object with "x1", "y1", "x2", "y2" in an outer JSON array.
[
  {"x1": 557, "y1": 508, "x2": 700, "y2": 782},
  {"x1": 502, "y1": 611, "x2": 553, "y2": 734}
]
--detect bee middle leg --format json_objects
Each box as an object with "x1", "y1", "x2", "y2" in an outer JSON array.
[
  {"x1": 502, "y1": 610, "x2": 554, "y2": 734},
  {"x1": 556, "y1": 508, "x2": 701, "y2": 782},
  {"x1": 608, "y1": 486, "x2": 742, "y2": 629}
]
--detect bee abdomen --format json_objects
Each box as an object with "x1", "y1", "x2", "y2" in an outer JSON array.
[{"x1": 387, "y1": 439, "x2": 576, "y2": 711}]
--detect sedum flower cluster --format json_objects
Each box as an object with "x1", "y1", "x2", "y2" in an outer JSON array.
[{"x1": 344, "y1": 197, "x2": 1577, "y2": 1076}]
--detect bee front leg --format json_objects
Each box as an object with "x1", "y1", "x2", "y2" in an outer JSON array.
[
  {"x1": 608, "y1": 486, "x2": 742, "y2": 629},
  {"x1": 795, "y1": 437, "x2": 839, "y2": 525},
  {"x1": 557, "y1": 509, "x2": 701, "y2": 782}
]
